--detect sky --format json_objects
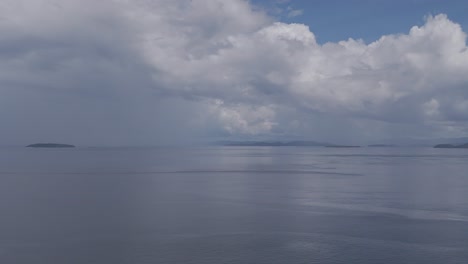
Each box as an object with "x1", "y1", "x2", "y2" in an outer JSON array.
[
  {"x1": 252, "y1": 0, "x2": 468, "y2": 43},
  {"x1": 1, "y1": 0, "x2": 468, "y2": 146}
]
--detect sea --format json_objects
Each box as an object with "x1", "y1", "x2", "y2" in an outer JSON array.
[{"x1": 1, "y1": 146, "x2": 468, "y2": 263}]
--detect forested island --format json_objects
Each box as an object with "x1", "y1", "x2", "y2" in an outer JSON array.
[
  {"x1": 434, "y1": 143, "x2": 468, "y2": 149},
  {"x1": 26, "y1": 143, "x2": 76, "y2": 148}
]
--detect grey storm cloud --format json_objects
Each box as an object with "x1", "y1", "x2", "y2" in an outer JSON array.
[{"x1": 1, "y1": 0, "x2": 468, "y2": 145}]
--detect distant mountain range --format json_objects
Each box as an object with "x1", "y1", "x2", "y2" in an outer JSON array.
[
  {"x1": 217, "y1": 141, "x2": 367, "y2": 148},
  {"x1": 217, "y1": 141, "x2": 330, "y2": 147},
  {"x1": 373, "y1": 137, "x2": 468, "y2": 147},
  {"x1": 217, "y1": 137, "x2": 468, "y2": 148}
]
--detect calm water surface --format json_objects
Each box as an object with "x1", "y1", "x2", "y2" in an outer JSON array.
[{"x1": 1, "y1": 146, "x2": 468, "y2": 263}]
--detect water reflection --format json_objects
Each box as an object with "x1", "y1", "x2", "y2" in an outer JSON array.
[{"x1": 0, "y1": 147, "x2": 468, "y2": 263}]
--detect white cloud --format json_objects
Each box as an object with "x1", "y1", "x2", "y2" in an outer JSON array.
[
  {"x1": 1, "y1": 0, "x2": 468, "y2": 144},
  {"x1": 287, "y1": 9, "x2": 303, "y2": 18},
  {"x1": 208, "y1": 100, "x2": 277, "y2": 135}
]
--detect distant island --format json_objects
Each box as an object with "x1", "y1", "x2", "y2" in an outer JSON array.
[
  {"x1": 368, "y1": 144, "x2": 396, "y2": 147},
  {"x1": 26, "y1": 143, "x2": 76, "y2": 148},
  {"x1": 434, "y1": 143, "x2": 468, "y2": 149}
]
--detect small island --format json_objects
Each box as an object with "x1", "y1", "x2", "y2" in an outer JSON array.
[
  {"x1": 434, "y1": 143, "x2": 468, "y2": 149},
  {"x1": 26, "y1": 143, "x2": 76, "y2": 148}
]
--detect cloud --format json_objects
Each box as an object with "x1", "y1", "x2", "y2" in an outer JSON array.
[
  {"x1": 208, "y1": 100, "x2": 277, "y2": 135},
  {"x1": 287, "y1": 7, "x2": 303, "y2": 18},
  {"x1": 1, "y1": 0, "x2": 468, "y2": 145}
]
